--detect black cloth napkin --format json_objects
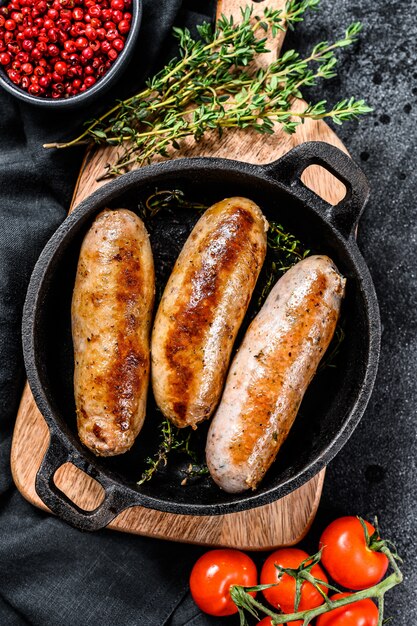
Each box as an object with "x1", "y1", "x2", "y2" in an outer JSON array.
[{"x1": 0, "y1": 2, "x2": 224, "y2": 625}]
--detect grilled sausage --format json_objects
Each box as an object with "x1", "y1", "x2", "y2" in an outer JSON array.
[
  {"x1": 151, "y1": 197, "x2": 268, "y2": 429},
  {"x1": 72, "y1": 209, "x2": 155, "y2": 456},
  {"x1": 206, "y1": 255, "x2": 346, "y2": 492}
]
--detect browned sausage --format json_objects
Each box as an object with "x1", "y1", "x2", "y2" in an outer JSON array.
[
  {"x1": 151, "y1": 197, "x2": 268, "y2": 429},
  {"x1": 206, "y1": 255, "x2": 346, "y2": 492},
  {"x1": 72, "y1": 209, "x2": 155, "y2": 456}
]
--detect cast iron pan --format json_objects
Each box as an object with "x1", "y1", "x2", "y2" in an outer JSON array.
[{"x1": 22, "y1": 141, "x2": 380, "y2": 531}]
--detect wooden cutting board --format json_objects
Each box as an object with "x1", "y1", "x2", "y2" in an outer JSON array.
[{"x1": 11, "y1": 0, "x2": 348, "y2": 549}]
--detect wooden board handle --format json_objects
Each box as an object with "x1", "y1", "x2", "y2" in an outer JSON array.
[{"x1": 217, "y1": 0, "x2": 288, "y2": 63}]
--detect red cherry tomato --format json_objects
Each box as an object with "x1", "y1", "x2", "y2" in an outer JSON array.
[
  {"x1": 260, "y1": 548, "x2": 328, "y2": 613},
  {"x1": 320, "y1": 517, "x2": 389, "y2": 590},
  {"x1": 258, "y1": 617, "x2": 303, "y2": 626},
  {"x1": 316, "y1": 593, "x2": 379, "y2": 626},
  {"x1": 189, "y1": 549, "x2": 257, "y2": 616}
]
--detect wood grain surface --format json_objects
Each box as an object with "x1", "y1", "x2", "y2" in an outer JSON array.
[{"x1": 11, "y1": 0, "x2": 349, "y2": 549}]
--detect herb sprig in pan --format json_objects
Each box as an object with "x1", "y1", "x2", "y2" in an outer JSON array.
[
  {"x1": 44, "y1": 1, "x2": 372, "y2": 177},
  {"x1": 136, "y1": 415, "x2": 205, "y2": 486}
]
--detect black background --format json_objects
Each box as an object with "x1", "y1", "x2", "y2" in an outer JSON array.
[{"x1": 0, "y1": 0, "x2": 415, "y2": 624}]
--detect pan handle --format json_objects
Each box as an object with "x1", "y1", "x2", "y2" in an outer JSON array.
[
  {"x1": 263, "y1": 141, "x2": 369, "y2": 238},
  {"x1": 35, "y1": 434, "x2": 128, "y2": 531}
]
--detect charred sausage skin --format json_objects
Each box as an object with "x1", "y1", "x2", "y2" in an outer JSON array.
[
  {"x1": 206, "y1": 255, "x2": 346, "y2": 493},
  {"x1": 151, "y1": 197, "x2": 268, "y2": 429},
  {"x1": 72, "y1": 209, "x2": 155, "y2": 456}
]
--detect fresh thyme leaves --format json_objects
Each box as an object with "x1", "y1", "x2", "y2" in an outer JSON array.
[
  {"x1": 44, "y1": 2, "x2": 372, "y2": 178},
  {"x1": 136, "y1": 418, "x2": 175, "y2": 486},
  {"x1": 267, "y1": 222, "x2": 309, "y2": 265},
  {"x1": 257, "y1": 221, "x2": 310, "y2": 308},
  {"x1": 137, "y1": 417, "x2": 202, "y2": 486}
]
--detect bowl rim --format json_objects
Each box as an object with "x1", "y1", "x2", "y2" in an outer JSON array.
[
  {"x1": 22, "y1": 153, "x2": 381, "y2": 520},
  {"x1": 0, "y1": 0, "x2": 142, "y2": 108}
]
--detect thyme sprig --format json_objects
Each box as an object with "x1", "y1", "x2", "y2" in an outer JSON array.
[
  {"x1": 44, "y1": 2, "x2": 372, "y2": 177},
  {"x1": 257, "y1": 221, "x2": 310, "y2": 308},
  {"x1": 137, "y1": 417, "x2": 200, "y2": 485},
  {"x1": 231, "y1": 522, "x2": 403, "y2": 626}
]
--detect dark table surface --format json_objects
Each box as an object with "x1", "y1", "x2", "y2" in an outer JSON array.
[{"x1": 0, "y1": 0, "x2": 415, "y2": 624}]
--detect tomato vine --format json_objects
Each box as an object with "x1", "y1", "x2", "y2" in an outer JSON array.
[{"x1": 230, "y1": 519, "x2": 403, "y2": 626}]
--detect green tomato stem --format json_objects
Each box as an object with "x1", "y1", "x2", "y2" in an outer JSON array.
[{"x1": 377, "y1": 594, "x2": 384, "y2": 626}]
